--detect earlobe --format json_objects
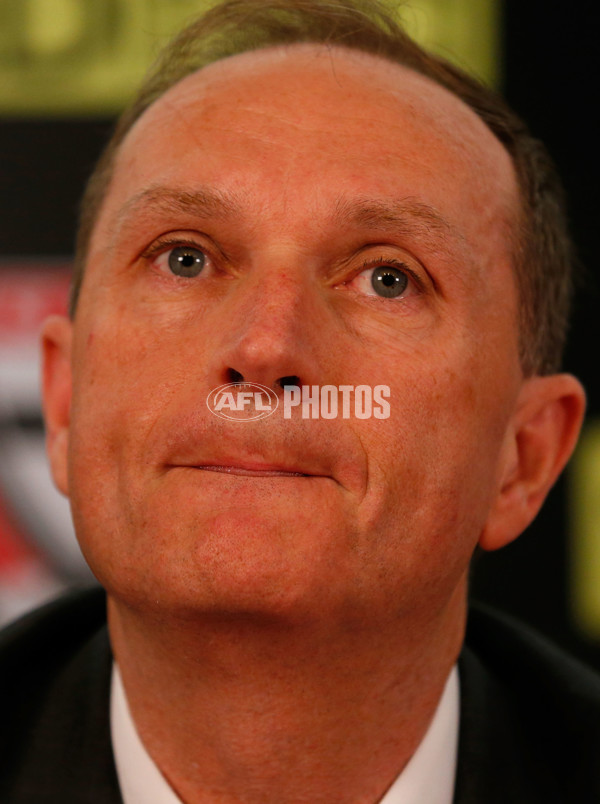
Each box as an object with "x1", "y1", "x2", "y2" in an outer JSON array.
[
  {"x1": 41, "y1": 315, "x2": 73, "y2": 497},
  {"x1": 479, "y1": 373, "x2": 586, "y2": 552}
]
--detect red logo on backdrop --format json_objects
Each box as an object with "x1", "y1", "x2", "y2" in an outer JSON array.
[{"x1": 0, "y1": 261, "x2": 71, "y2": 345}]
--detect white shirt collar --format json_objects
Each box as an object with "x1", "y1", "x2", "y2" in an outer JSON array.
[{"x1": 111, "y1": 663, "x2": 459, "y2": 804}]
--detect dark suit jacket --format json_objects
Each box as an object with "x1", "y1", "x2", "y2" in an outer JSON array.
[{"x1": 2, "y1": 587, "x2": 600, "y2": 803}]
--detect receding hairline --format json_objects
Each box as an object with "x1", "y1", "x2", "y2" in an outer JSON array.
[{"x1": 122, "y1": 40, "x2": 511, "y2": 160}]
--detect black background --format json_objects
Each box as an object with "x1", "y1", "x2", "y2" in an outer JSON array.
[
  {"x1": 470, "y1": 0, "x2": 600, "y2": 668},
  {"x1": 1, "y1": 1, "x2": 599, "y2": 664}
]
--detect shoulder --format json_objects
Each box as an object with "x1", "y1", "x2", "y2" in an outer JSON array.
[
  {"x1": 0, "y1": 584, "x2": 108, "y2": 668},
  {"x1": 0, "y1": 584, "x2": 109, "y2": 728},
  {"x1": 456, "y1": 604, "x2": 600, "y2": 803},
  {"x1": 0, "y1": 586, "x2": 119, "y2": 802},
  {"x1": 465, "y1": 603, "x2": 600, "y2": 723}
]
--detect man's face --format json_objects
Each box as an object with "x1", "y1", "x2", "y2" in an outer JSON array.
[{"x1": 46, "y1": 45, "x2": 524, "y2": 624}]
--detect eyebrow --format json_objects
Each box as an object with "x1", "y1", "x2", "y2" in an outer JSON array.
[
  {"x1": 332, "y1": 196, "x2": 463, "y2": 245},
  {"x1": 114, "y1": 185, "x2": 464, "y2": 251},
  {"x1": 116, "y1": 186, "x2": 242, "y2": 228}
]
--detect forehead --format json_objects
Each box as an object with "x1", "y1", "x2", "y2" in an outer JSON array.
[{"x1": 93, "y1": 44, "x2": 518, "y2": 275}]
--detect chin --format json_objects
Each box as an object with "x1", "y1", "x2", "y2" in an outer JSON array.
[{"x1": 80, "y1": 510, "x2": 354, "y2": 625}]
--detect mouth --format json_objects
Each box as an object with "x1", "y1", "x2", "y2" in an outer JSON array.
[{"x1": 190, "y1": 462, "x2": 312, "y2": 478}]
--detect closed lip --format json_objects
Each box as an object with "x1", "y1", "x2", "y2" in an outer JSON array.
[{"x1": 175, "y1": 460, "x2": 319, "y2": 477}]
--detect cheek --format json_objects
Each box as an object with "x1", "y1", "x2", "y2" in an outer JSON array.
[
  {"x1": 354, "y1": 354, "x2": 514, "y2": 554},
  {"x1": 74, "y1": 307, "x2": 188, "y2": 411},
  {"x1": 67, "y1": 316, "x2": 167, "y2": 503}
]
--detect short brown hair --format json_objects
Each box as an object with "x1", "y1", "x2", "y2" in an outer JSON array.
[{"x1": 71, "y1": 0, "x2": 573, "y2": 376}]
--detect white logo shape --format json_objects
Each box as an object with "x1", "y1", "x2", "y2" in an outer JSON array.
[{"x1": 206, "y1": 383, "x2": 279, "y2": 421}]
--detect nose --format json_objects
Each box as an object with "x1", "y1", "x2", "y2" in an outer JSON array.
[{"x1": 210, "y1": 260, "x2": 325, "y2": 393}]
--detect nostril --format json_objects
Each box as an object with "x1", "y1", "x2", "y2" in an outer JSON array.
[
  {"x1": 227, "y1": 368, "x2": 244, "y2": 383},
  {"x1": 277, "y1": 375, "x2": 301, "y2": 389}
]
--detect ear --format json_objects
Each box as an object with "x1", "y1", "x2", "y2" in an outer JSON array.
[
  {"x1": 41, "y1": 315, "x2": 73, "y2": 497},
  {"x1": 479, "y1": 373, "x2": 586, "y2": 551}
]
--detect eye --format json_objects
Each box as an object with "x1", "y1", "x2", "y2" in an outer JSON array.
[
  {"x1": 351, "y1": 260, "x2": 416, "y2": 300},
  {"x1": 164, "y1": 245, "x2": 207, "y2": 277}
]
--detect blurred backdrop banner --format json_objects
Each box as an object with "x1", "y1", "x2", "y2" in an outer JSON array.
[
  {"x1": 0, "y1": 261, "x2": 93, "y2": 624},
  {"x1": 0, "y1": 0, "x2": 500, "y2": 117}
]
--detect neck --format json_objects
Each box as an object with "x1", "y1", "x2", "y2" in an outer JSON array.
[{"x1": 108, "y1": 584, "x2": 466, "y2": 804}]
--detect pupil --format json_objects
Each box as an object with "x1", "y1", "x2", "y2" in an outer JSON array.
[{"x1": 371, "y1": 266, "x2": 408, "y2": 298}]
